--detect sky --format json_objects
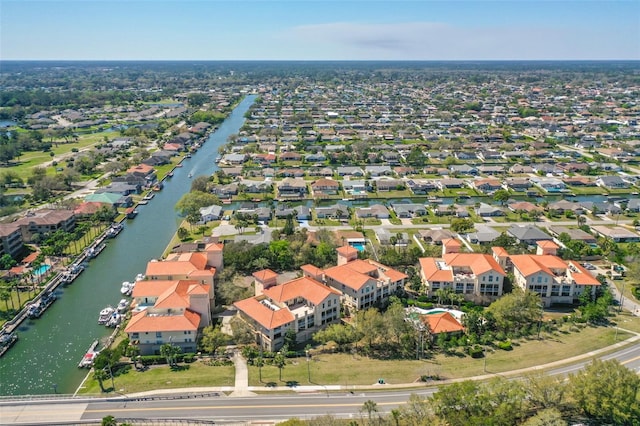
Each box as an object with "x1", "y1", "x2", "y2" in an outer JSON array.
[{"x1": 1, "y1": 0, "x2": 639, "y2": 61}]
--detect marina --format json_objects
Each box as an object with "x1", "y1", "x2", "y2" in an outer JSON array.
[
  {"x1": 0, "y1": 94, "x2": 256, "y2": 395},
  {"x1": 26, "y1": 291, "x2": 56, "y2": 319}
]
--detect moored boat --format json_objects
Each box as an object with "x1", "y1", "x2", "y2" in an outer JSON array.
[
  {"x1": 120, "y1": 281, "x2": 134, "y2": 295},
  {"x1": 106, "y1": 312, "x2": 122, "y2": 327},
  {"x1": 116, "y1": 298, "x2": 129, "y2": 313},
  {"x1": 26, "y1": 291, "x2": 56, "y2": 319},
  {"x1": 98, "y1": 306, "x2": 115, "y2": 324},
  {"x1": 0, "y1": 332, "x2": 18, "y2": 358},
  {"x1": 106, "y1": 223, "x2": 123, "y2": 238},
  {"x1": 78, "y1": 340, "x2": 99, "y2": 368}
]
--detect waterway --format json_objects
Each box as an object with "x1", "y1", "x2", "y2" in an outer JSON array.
[{"x1": 0, "y1": 95, "x2": 256, "y2": 396}]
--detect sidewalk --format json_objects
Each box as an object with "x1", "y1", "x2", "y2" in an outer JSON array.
[{"x1": 121, "y1": 330, "x2": 640, "y2": 399}]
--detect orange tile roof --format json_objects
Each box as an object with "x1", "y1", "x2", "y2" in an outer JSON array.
[
  {"x1": 234, "y1": 298, "x2": 295, "y2": 329},
  {"x1": 205, "y1": 242, "x2": 224, "y2": 252},
  {"x1": 342, "y1": 259, "x2": 378, "y2": 275},
  {"x1": 132, "y1": 280, "x2": 182, "y2": 298},
  {"x1": 419, "y1": 257, "x2": 454, "y2": 282},
  {"x1": 366, "y1": 259, "x2": 408, "y2": 282},
  {"x1": 442, "y1": 238, "x2": 461, "y2": 247},
  {"x1": 537, "y1": 240, "x2": 559, "y2": 248},
  {"x1": 568, "y1": 261, "x2": 601, "y2": 286},
  {"x1": 125, "y1": 309, "x2": 200, "y2": 333},
  {"x1": 422, "y1": 312, "x2": 464, "y2": 334},
  {"x1": 336, "y1": 245, "x2": 358, "y2": 257},
  {"x1": 145, "y1": 252, "x2": 212, "y2": 278},
  {"x1": 509, "y1": 254, "x2": 567, "y2": 277},
  {"x1": 253, "y1": 269, "x2": 278, "y2": 281},
  {"x1": 444, "y1": 253, "x2": 506, "y2": 276},
  {"x1": 264, "y1": 276, "x2": 341, "y2": 305},
  {"x1": 323, "y1": 264, "x2": 372, "y2": 290},
  {"x1": 491, "y1": 247, "x2": 508, "y2": 257},
  {"x1": 301, "y1": 264, "x2": 324, "y2": 276}
]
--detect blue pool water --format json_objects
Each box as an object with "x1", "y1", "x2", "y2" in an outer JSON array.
[
  {"x1": 33, "y1": 264, "x2": 51, "y2": 276},
  {"x1": 350, "y1": 242, "x2": 366, "y2": 252}
]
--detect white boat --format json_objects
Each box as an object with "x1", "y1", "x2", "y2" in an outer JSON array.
[
  {"x1": 135, "y1": 273, "x2": 145, "y2": 282},
  {"x1": 120, "y1": 281, "x2": 134, "y2": 295},
  {"x1": 78, "y1": 340, "x2": 99, "y2": 368},
  {"x1": 98, "y1": 306, "x2": 115, "y2": 324},
  {"x1": 116, "y1": 299, "x2": 129, "y2": 313},
  {"x1": 188, "y1": 172, "x2": 193, "y2": 178},
  {"x1": 106, "y1": 312, "x2": 122, "y2": 327}
]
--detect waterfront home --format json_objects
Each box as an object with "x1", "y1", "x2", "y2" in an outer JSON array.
[
  {"x1": 530, "y1": 177, "x2": 566, "y2": 193},
  {"x1": 547, "y1": 200, "x2": 584, "y2": 215},
  {"x1": 337, "y1": 166, "x2": 365, "y2": 177},
  {"x1": 596, "y1": 176, "x2": 630, "y2": 189},
  {"x1": 125, "y1": 279, "x2": 211, "y2": 355},
  {"x1": 406, "y1": 179, "x2": 437, "y2": 195},
  {"x1": 127, "y1": 164, "x2": 157, "y2": 183},
  {"x1": 234, "y1": 275, "x2": 341, "y2": 352},
  {"x1": 315, "y1": 204, "x2": 349, "y2": 219},
  {"x1": 221, "y1": 153, "x2": 247, "y2": 165},
  {"x1": 509, "y1": 254, "x2": 599, "y2": 306},
  {"x1": 507, "y1": 201, "x2": 543, "y2": 214},
  {"x1": 475, "y1": 203, "x2": 505, "y2": 217},
  {"x1": 376, "y1": 178, "x2": 405, "y2": 192},
  {"x1": 391, "y1": 203, "x2": 427, "y2": 218},
  {"x1": 0, "y1": 223, "x2": 23, "y2": 259},
  {"x1": 310, "y1": 178, "x2": 340, "y2": 196},
  {"x1": 504, "y1": 177, "x2": 532, "y2": 191},
  {"x1": 274, "y1": 205, "x2": 311, "y2": 220},
  {"x1": 199, "y1": 205, "x2": 223, "y2": 223},
  {"x1": 342, "y1": 180, "x2": 369, "y2": 196},
  {"x1": 14, "y1": 209, "x2": 76, "y2": 243},
  {"x1": 277, "y1": 178, "x2": 307, "y2": 199},
  {"x1": 354, "y1": 204, "x2": 390, "y2": 219},
  {"x1": 472, "y1": 178, "x2": 502, "y2": 194},
  {"x1": 85, "y1": 192, "x2": 133, "y2": 208},
  {"x1": 437, "y1": 178, "x2": 465, "y2": 190}
]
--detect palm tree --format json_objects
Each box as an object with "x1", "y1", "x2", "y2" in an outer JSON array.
[
  {"x1": 434, "y1": 288, "x2": 450, "y2": 306},
  {"x1": 577, "y1": 214, "x2": 586, "y2": 227},
  {"x1": 0, "y1": 289, "x2": 11, "y2": 310},
  {"x1": 274, "y1": 352, "x2": 286, "y2": 381},
  {"x1": 361, "y1": 399, "x2": 379, "y2": 424},
  {"x1": 93, "y1": 369, "x2": 108, "y2": 393},
  {"x1": 256, "y1": 356, "x2": 265, "y2": 383}
]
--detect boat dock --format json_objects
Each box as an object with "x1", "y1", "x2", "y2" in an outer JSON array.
[{"x1": 0, "y1": 332, "x2": 18, "y2": 358}]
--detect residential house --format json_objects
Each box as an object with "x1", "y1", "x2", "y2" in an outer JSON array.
[
  {"x1": 596, "y1": 176, "x2": 629, "y2": 189},
  {"x1": 222, "y1": 153, "x2": 247, "y2": 165},
  {"x1": 507, "y1": 225, "x2": 553, "y2": 245},
  {"x1": 475, "y1": 203, "x2": 505, "y2": 217},
  {"x1": 547, "y1": 226, "x2": 597, "y2": 244},
  {"x1": 337, "y1": 166, "x2": 365, "y2": 177},
  {"x1": 465, "y1": 226, "x2": 501, "y2": 244},
  {"x1": 355, "y1": 204, "x2": 390, "y2": 219},
  {"x1": 420, "y1": 311, "x2": 464, "y2": 336},
  {"x1": 473, "y1": 178, "x2": 502, "y2": 194},
  {"x1": 507, "y1": 201, "x2": 543, "y2": 214},
  {"x1": 591, "y1": 226, "x2": 640, "y2": 243},
  {"x1": 315, "y1": 204, "x2": 350, "y2": 219},
  {"x1": 450, "y1": 164, "x2": 478, "y2": 176},
  {"x1": 406, "y1": 179, "x2": 437, "y2": 195},
  {"x1": 547, "y1": 200, "x2": 584, "y2": 215},
  {"x1": 199, "y1": 205, "x2": 223, "y2": 223},
  {"x1": 392, "y1": 203, "x2": 427, "y2": 218},
  {"x1": 504, "y1": 177, "x2": 532, "y2": 191},
  {"x1": 277, "y1": 178, "x2": 307, "y2": 199},
  {"x1": 127, "y1": 164, "x2": 157, "y2": 184},
  {"x1": 376, "y1": 179, "x2": 405, "y2": 192},
  {"x1": 418, "y1": 228, "x2": 455, "y2": 244},
  {"x1": 342, "y1": 180, "x2": 369, "y2": 197},
  {"x1": 437, "y1": 178, "x2": 465, "y2": 190},
  {"x1": 365, "y1": 165, "x2": 393, "y2": 177},
  {"x1": 531, "y1": 177, "x2": 566, "y2": 193},
  {"x1": 85, "y1": 192, "x2": 133, "y2": 208},
  {"x1": 310, "y1": 178, "x2": 340, "y2": 196}
]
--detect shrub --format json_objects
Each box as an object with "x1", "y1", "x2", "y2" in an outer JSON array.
[
  {"x1": 139, "y1": 355, "x2": 166, "y2": 365},
  {"x1": 468, "y1": 345, "x2": 484, "y2": 358},
  {"x1": 497, "y1": 340, "x2": 513, "y2": 351}
]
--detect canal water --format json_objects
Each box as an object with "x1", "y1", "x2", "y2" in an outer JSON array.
[{"x1": 0, "y1": 95, "x2": 256, "y2": 396}]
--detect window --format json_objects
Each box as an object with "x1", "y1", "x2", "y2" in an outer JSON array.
[
  {"x1": 488, "y1": 275, "x2": 493, "y2": 282},
  {"x1": 537, "y1": 275, "x2": 542, "y2": 284},
  {"x1": 156, "y1": 332, "x2": 162, "y2": 338},
  {"x1": 132, "y1": 333, "x2": 139, "y2": 339}
]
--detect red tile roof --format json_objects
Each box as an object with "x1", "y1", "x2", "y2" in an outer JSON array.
[
  {"x1": 422, "y1": 312, "x2": 464, "y2": 334},
  {"x1": 125, "y1": 309, "x2": 200, "y2": 333},
  {"x1": 263, "y1": 276, "x2": 341, "y2": 305},
  {"x1": 234, "y1": 298, "x2": 294, "y2": 329}
]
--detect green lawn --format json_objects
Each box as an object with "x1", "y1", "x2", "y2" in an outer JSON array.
[
  {"x1": 248, "y1": 324, "x2": 632, "y2": 386},
  {"x1": 78, "y1": 362, "x2": 235, "y2": 395}
]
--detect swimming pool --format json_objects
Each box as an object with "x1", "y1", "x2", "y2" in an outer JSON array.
[
  {"x1": 33, "y1": 264, "x2": 51, "y2": 276},
  {"x1": 350, "y1": 242, "x2": 366, "y2": 252}
]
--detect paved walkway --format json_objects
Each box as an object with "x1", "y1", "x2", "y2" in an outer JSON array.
[{"x1": 229, "y1": 350, "x2": 255, "y2": 397}]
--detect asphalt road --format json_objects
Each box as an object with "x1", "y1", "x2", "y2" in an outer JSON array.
[{"x1": 3, "y1": 341, "x2": 640, "y2": 425}]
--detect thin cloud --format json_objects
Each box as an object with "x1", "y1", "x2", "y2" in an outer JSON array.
[{"x1": 286, "y1": 21, "x2": 638, "y2": 60}]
